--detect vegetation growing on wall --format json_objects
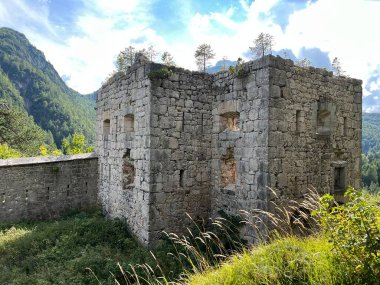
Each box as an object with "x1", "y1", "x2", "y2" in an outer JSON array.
[{"x1": 148, "y1": 68, "x2": 173, "y2": 80}]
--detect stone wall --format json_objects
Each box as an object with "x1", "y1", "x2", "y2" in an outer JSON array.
[
  {"x1": 96, "y1": 55, "x2": 362, "y2": 244},
  {"x1": 96, "y1": 57, "x2": 152, "y2": 243},
  {"x1": 0, "y1": 153, "x2": 98, "y2": 222},
  {"x1": 266, "y1": 58, "x2": 362, "y2": 207},
  {"x1": 210, "y1": 61, "x2": 270, "y2": 234},
  {"x1": 149, "y1": 70, "x2": 213, "y2": 240}
]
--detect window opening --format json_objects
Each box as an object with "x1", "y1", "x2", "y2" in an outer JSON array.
[
  {"x1": 180, "y1": 170, "x2": 185, "y2": 187},
  {"x1": 124, "y1": 114, "x2": 134, "y2": 132},
  {"x1": 103, "y1": 119, "x2": 110, "y2": 140},
  {"x1": 343, "y1": 117, "x2": 347, "y2": 136},
  {"x1": 334, "y1": 167, "x2": 345, "y2": 194},
  {"x1": 220, "y1": 112, "x2": 240, "y2": 132},
  {"x1": 296, "y1": 110, "x2": 301, "y2": 133},
  {"x1": 122, "y1": 149, "x2": 135, "y2": 189},
  {"x1": 221, "y1": 147, "x2": 237, "y2": 189}
]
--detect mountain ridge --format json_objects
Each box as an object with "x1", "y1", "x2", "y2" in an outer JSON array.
[{"x1": 0, "y1": 27, "x2": 95, "y2": 148}]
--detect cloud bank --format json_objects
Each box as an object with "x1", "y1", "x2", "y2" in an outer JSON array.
[{"x1": 0, "y1": 0, "x2": 379, "y2": 112}]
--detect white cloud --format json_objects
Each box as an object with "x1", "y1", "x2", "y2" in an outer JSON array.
[
  {"x1": 285, "y1": 0, "x2": 380, "y2": 93},
  {"x1": 181, "y1": 0, "x2": 282, "y2": 69},
  {"x1": 0, "y1": 0, "x2": 54, "y2": 35},
  {"x1": 181, "y1": 0, "x2": 380, "y2": 103},
  {"x1": 1, "y1": 0, "x2": 379, "y2": 102},
  {"x1": 0, "y1": 0, "x2": 166, "y2": 93}
]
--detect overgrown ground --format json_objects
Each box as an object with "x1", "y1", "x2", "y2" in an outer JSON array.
[
  {"x1": 0, "y1": 211, "x2": 179, "y2": 285},
  {"x1": 186, "y1": 190, "x2": 380, "y2": 285},
  {"x1": 1, "y1": 191, "x2": 379, "y2": 285}
]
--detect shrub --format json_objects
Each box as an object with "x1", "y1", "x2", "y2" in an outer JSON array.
[
  {"x1": 0, "y1": 143, "x2": 21, "y2": 159},
  {"x1": 316, "y1": 188, "x2": 380, "y2": 284},
  {"x1": 148, "y1": 68, "x2": 173, "y2": 80}
]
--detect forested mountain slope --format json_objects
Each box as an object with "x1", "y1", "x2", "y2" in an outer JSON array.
[
  {"x1": 0, "y1": 27, "x2": 95, "y2": 148},
  {"x1": 362, "y1": 113, "x2": 380, "y2": 153}
]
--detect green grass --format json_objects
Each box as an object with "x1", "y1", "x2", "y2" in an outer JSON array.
[
  {"x1": 184, "y1": 191, "x2": 380, "y2": 285},
  {"x1": 0, "y1": 211, "x2": 179, "y2": 285},
  {"x1": 1, "y1": 191, "x2": 378, "y2": 285},
  {"x1": 185, "y1": 236, "x2": 350, "y2": 285}
]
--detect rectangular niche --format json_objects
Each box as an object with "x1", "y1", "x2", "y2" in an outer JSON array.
[
  {"x1": 124, "y1": 114, "x2": 134, "y2": 132},
  {"x1": 220, "y1": 147, "x2": 237, "y2": 191},
  {"x1": 296, "y1": 110, "x2": 301, "y2": 133},
  {"x1": 122, "y1": 149, "x2": 135, "y2": 190},
  {"x1": 103, "y1": 119, "x2": 110, "y2": 140},
  {"x1": 220, "y1": 112, "x2": 240, "y2": 132},
  {"x1": 315, "y1": 100, "x2": 335, "y2": 136},
  {"x1": 343, "y1": 117, "x2": 347, "y2": 136},
  {"x1": 334, "y1": 167, "x2": 346, "y2": 194}
]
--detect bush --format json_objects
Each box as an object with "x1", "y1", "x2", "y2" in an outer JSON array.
[
  {"x1": 0, "y1": 143, "x2": 21, "y2": 159},
  {"x1": 148, "y1": 68, "x2": 173, "y2": 80},
  {"x1": 316, "y1": 188, "x2": 380, "y2": 284}
]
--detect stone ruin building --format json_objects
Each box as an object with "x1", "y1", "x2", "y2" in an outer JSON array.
[{"x1": 95, "y1": 55, "x2": 362, "y2": 244}]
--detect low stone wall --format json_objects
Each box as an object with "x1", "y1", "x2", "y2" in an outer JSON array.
[{"x1": 0, "y1": 153, "x2": 98, "y2": 222}]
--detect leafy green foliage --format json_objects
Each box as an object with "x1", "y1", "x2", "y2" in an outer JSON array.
[
  {"x1": 363, "y1": 113, "x2": 380, "y2": 154},
  {"x1": 0, "y1": 106, "x2": 48, "y2": 156},
  {"x1": 148, "y1": 68, "x2": 173, "y2": 80},
  {"x1": 228, "y1": 58, "x2": 247, "y2": 78},
  {"x1": 0, "y1": 27, "x2": 95, "y2": 148},
  {"x1": 62, "y1": 133, "x2": 94, "y2": 155},
  {"x1": 316, "y1": 188, "x2": 380, "y2": 284},
  {"x1": 361, "y1": 152, "x2": 380, "y2": 194},
  {"x1": 0, "y1": 143, "x2": 21, "y2": 159},
  {"x1": 38, "y1": 144, "x2": 62, "y2": 156},
  {"x1": 185, "y1": 190, "x2": 379, "y2": 285}
]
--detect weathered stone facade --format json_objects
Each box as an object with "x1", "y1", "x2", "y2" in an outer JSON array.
[
  {"x1": 96, "y1": 55, "x2": 362, "y2": 244},
  {"x1": 0, "y1": 153, "x2": 98, "y2": 222}
]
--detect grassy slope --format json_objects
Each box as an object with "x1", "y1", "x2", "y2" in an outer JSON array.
[
  {"x1": 186, "y1": 236, "x2": 348, "y2": 285},
  {"x1": 186, "y1": 193, "x2": 380, "y2": 285},
  {"x1": 0, "y1": 211, "x2": 178, "y2": 285}
]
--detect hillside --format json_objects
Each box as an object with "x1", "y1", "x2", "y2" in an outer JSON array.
[
  {"x1": 363, "y1": 113, "x2": 380, "y2": 153},
  {"x1": 0, "y1": 27, "x2": 95, "y2": 148}
]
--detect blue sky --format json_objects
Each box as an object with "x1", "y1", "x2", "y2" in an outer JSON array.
[{"x1": 0, "y1": 0, "x2": 379, "y2": 112}]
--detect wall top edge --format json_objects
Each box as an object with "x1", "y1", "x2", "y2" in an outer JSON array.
[
  {"x1": 0, "y1": 152, "x2": 98, "y2": 167},
  {"x1": 98, "y1": 54, "x2": 362, "y2": 94}
]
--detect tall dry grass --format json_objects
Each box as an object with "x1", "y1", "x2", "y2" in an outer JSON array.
[{"x1": 110, "y1": 187, "x2": 325, "y2": 284}]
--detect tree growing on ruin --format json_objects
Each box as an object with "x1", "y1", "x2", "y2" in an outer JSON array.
[
  {"x1": 250, "y1": 32, "x2": 274, "y2": 59},
  {"x1": 161, "y1": 51, "x2": 175, "y2": 66},
  {"x1": 221, "y1": 56, "x2": 228, "y2": 71},
  {"x1": 115, "y1": 46, "x2": 137, "y2": 73},
  {"x1": 332, "y1": 57, "x2": 345, "y2": 76},
  {"x1": 194, "y1": 43, "x2": 215, "y2": 73},
  {"x1": 146, "y1": 45, "x2": 158, "y2": 62},
  {"x1": 116, "y1": 50, "x2": 128, "y2": 73},
  {"x1": 295, "y1": 58, "x2": 312, "y2": 68}
]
